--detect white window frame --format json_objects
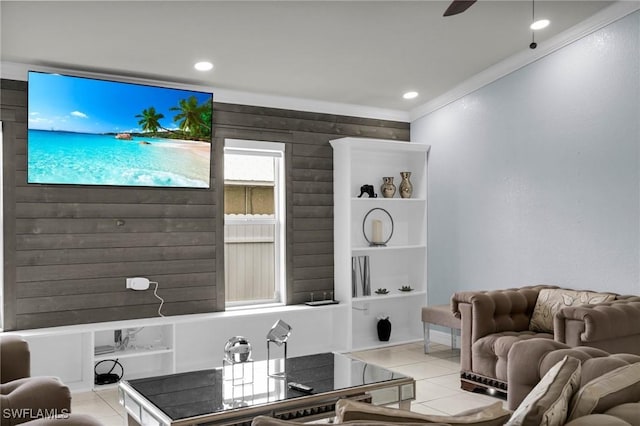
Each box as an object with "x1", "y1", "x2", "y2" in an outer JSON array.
[{"x1": 224, "y1": 139, "x2": 286, "y2": 309}]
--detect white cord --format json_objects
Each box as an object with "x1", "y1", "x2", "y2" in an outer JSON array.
[
  {"x1": 128, "y1": 327, "x2": 144, "y2": 336},
  {"x1": 150, "y1": 281, "x2": 165, "y2": 317}
]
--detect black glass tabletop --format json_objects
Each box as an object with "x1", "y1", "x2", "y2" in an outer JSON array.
[{"x1": 124, "y1": 352, "x2": 407, "y2": 421}]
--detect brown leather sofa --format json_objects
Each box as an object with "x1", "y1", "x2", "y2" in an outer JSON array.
[
  {"x1": 508, "y1": 338, "x2": 640, "y2": 424},
  {"x1": 451, "y1": 285, "x2": 640, "y2": 395}
]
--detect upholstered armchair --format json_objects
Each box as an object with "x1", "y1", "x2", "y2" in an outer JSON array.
[
  {"x1": 0, "y1": 335, "x2": 71, "y2": 425},
  {"x1": 1, "y1": 336, "x2": 31, "y2": 383},
  {"x1": 451, "y1": 285, "x2": 640, "y2": 395}
]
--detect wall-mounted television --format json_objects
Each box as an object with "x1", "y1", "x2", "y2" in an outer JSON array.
[{"x1": 27, "y1": 71, "x2": 213, "y2": 188}]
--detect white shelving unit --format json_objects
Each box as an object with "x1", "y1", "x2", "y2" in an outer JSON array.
[
  {"x1": 331, "y1": 137, "x2": 429, "y2": 351},
  {"x1": 93, "y1": 324, "x2": 175, "y2": 383},
  {"x1": 9, "y1": 304, "x2": 344, "y2": 392},
  {"x1": 14, "y1": 320, "x2": 177, "y2": 391}
]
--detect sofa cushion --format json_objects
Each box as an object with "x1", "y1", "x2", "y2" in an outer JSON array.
[
  {"x1": 251, "y1": 416, "x2": 450, "y2": 426},
  {"x1": 335, "y1": 399, "x2": 511, "y2": 425},
  {"x1": 472, "y1": 331, "x2": 553, "y2": 381},
  {"x1": 26, "y1": 414, "x2": 104, "y2": 425},
  {"x1": 529, "y1": 289, "x2": 616, "y2": 333},
  {"x1": 568, "y1": 362, "x2": 640, "y2": 421},
  {"x1": 506, "y1": 356, "x2": 581, "y2": 426},
  {"x1": 579, "y1": 355, "x2": 640, "y2": 385},
  {"x1": 604, "y1": 403, "x2": 640, "y2": 426},
  {"x1": 563, "y1": 414, "x2": 632, "y2": 426}
]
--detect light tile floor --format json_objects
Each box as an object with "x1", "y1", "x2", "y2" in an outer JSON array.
[
  {"x1": 349, "y1": 342, "x2": 507, "y2": 416},
  {"x1": 72, "y1": 342, "x2": 505, "y2": 424}
]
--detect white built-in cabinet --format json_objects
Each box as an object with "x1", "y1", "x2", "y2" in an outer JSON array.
[
  {"x1": 330, "y1": 137, "x2": 429, "y2": 351},
  {"x1": 10, "y1": 305, "x2": 342, "y2": 392},
  {"x1": 15, "y1": 319, "x2": 176, "y2": 392}
]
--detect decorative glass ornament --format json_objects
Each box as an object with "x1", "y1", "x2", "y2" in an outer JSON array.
[{"x1": 224, "y1": 336, "x2": 252, "y2": 364}]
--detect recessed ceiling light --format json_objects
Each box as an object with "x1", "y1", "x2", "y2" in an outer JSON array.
[
  {"x1": 403, "y1": 91, "x2": 419, "y2": 100},
  {"x1": 530, "y1": 19, "x2": 550, "y2": 30},
  {"x1": 194, "y1": 61, "x2": 214, "y2": 72}
]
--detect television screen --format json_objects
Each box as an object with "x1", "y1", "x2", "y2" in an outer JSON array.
[{"x1": 27, "y1": 71, "x2": 212, "y2": 188}]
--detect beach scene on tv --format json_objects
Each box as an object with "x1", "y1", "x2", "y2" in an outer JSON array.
[{"x1": 27, "y1": 71, "x2": 212, "y2": 188}]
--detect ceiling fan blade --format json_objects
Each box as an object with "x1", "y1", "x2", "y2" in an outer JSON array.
[{"x1": 443, "y1": 0, "x2": 477, "y2": 16}]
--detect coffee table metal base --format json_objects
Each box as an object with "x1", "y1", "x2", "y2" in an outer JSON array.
[{"x1": 122, "y1": 383, "x2": 414, "y2": 425}]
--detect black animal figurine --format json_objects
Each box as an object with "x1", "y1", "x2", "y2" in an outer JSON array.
[{"x1": 358, "y1": 185, "x2": 377, "y2": 198}]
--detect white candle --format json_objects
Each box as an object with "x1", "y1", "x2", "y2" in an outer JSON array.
[{"x1": 372, "y1": 219, "x2": 383, "y2": 244}]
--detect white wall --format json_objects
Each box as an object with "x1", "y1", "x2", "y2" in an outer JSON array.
[{"x1": 412, "y1": 11, "x2": 640, "y2": 304}]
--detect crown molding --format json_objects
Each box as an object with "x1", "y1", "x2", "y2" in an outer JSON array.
[
  {"x1": 409, "y1": 1, "x2": 640, "y2": 122},
  {"x1": 0, "y1": 61, "x2": 410, "y2": 123}
]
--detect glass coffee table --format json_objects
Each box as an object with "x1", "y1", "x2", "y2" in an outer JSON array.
[{"x1": 119, "y1": 352, "x2": 415, "y2": 425}]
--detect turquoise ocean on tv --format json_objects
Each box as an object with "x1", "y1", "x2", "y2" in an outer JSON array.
[{"x1": 28, "y1": 130, "x2": 210, "y2": 187}]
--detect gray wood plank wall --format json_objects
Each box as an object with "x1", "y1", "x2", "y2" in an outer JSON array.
[{"x1": 1, "y1": 78, "x2": 409, "y2": 330}]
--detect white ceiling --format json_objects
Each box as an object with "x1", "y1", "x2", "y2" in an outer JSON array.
[{"x1": 0, "y1": 1, "x2": 620, "y2": 118}]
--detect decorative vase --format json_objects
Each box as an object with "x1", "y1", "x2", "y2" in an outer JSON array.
[
  {"x1": 377, "y1": 317, "x2": 391, "y2": 342},
  {"x1": 351, "y1": 257, "x2": 358, "y2": 297},
  {"x1": 399, "y1": 172, "x2": 413, "y2": 198},
  {"x1": 380, "y1": 177, "x2": 396, "y2": 198},
  {"x1": 358, "y1": 256, "x2": 371, "y2": 296}
]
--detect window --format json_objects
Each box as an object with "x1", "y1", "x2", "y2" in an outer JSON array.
[{"x1": 224, "y1": 139, "x2": 286, "y2": 307}]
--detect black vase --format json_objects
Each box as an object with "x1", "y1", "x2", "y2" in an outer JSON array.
[{"x1": 377, "y1": 318, "x2": 391, "y2": 341}]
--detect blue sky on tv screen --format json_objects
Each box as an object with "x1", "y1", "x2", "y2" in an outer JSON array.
[{"x1": 28, "y1": 71, "x2": 212, "y2": 135}]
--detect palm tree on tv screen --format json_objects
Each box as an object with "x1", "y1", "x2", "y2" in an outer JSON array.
[
  {"x1": 170, "y1": 96, "x2": 212, "y2": 140},
  {"x1": 135, "y1": 107, "x2": 165, "y2": 135}
]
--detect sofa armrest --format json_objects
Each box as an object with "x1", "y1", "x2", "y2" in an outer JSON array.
[
  {"x1": 0, "y1": 336, "x2": 30, "y2": 383},
  {"x1": 0, "y1": 377, "x2": 71, "y2": 425},
  {"x1": 452, "y1": 285, "x2": 551, "y2": 342},
  {"x1": 554, "y1": 299, "x2": 640, "y2": 353},
  {"x1": 251, "y1": 416, "x2": 450, "y2": 425},
  {"x1": 335, "y1": 398, "x2": 511, "y2": 425},
  {"x1": 506, "y1": 339, "x2": 610, "y2": 410}
]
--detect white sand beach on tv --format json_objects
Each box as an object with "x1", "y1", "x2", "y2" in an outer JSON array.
[{"x1": 158, "y1": 138, "x2": 212, "y2": 159}]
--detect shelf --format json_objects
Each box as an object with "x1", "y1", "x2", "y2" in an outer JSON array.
[
  {"x1": 92, "y1": 382, "x2": 121, "y2": 390},
  {"x1": 352, "y1": 244, "x2": 425, "y2": 253},
  {"x1": 332, "y1": 137, "x2": 429, "y2": 352},
  {"x1": 94, "y1": 347, "x2": 172, "y2": 362},
  {"x1": 351, "y1": 197, "x2": 426, "y2": 203},
  {"x1": 94, "y1": 368, "x2": 171, "y2": 389},
  {"x1": 331, "y1": 137, "x2": 429, "y2": 154},
  {"x1": 351, "y1": 337, "x2": 423, "y2": 352},
  {"x1": 352, "y1": 291, "x2": 426, "y2": 303}
]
